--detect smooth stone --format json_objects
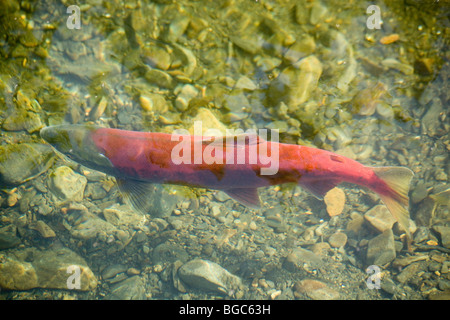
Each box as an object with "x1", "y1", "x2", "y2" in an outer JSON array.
[
  {"x1": 48, "y1": 166, "x2": 87, "y2": 202},
  {"x1": 396, "y1": 263, "x2": 420, "y2": 284},
  {"x1": 0, "y1": 143, "x2": 55, "y2": 186},
  {"x1": 235, "y1": 76, "x2": 257, "y2": 91},
  {"x1": 152, "y1": 243, "x2": 189, "y2": 264},
  {"x1": 65, "y1": 205, "x2": 116, "y2": 240},
  {"x1": 28, "y1": 220, "x2": 56, "y2": 238},
  {"x1": 268, "y1": 55, "x2": 322, "y2": 108},
  {"x1": 381, "y1": 58, "x2": 414, "y2": 75},
  {"x1": 188, "y1": 107, "x2": 227, "y2": 136},
  {"x1": 102, "y1": 264, "x2": 128, "y2": 280},
  {"x1": 142, "y1": 45, "x2": 171, "y2": 70},
  {"x1": 175, "y1": 84, "x2": 199, "y2": 111},
  {"x1": 144, "y1": 69, "x2": 174, "y2": 89},
  {"x1": 139, "y1": 93, "x2": 169, "y2": 114},
  {"x1": 433, "y1": 226, "x2": 450, "y2": 249},
  {"x1": 178, "y1": 259, "x2": 242, "y2": 295},
  {"x1": 312, "y1": 242, "x2": 331, "y2": 256},
  {"x1": 141, "y1": 184, "x2": 181, "y2": 218},
  {"x1": 104, "y1": 276, "x2": 146, "y2": 300},
  {"x1": 0, "y1": 225, "x2": 21, "y2": 249},
  {"x1": 103, "y1": 204, "x2": 146, "y2": 228},
  {"x1": 421, "y1": 97, "x2": 444, "y2": 137},
  {"x1": 364, "y1": 205, "x2": 397, "y2": 232},
  {"x1": 309, "y1": 1, "x2": 328, "y2": 25},
  {"x1": 284, "y1": 35, "x2": 316, "y2": 63},
  {"x1": 328, "y1": 232, "x2": 348, "y2": 248},
  {"x1": 366, "y1": 229, "x2": 396, "y2": 266},
  {"x1": 3, "y1": 109, "x2": 43, "y2": 133},
  {"x1": 411, "y1": 184, "x2": 429, "y2": 204},
  {"x1": 414, "y1": 58, "x2": 434, "y2": 76},
  {"x1": 0, "y1": 247, "x2": 97, "y2": 291},
  {"x1": 294, "y1": 279, "x2": 339, "y2": 300},
  {"x1": 283, "y1": 248, "x2": 323, "y2": 272},
  {"x1": 324, "y1": 187, "x2": 346, "y2": 217}
]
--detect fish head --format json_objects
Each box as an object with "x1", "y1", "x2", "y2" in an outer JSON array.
[{"x1": 40, "y1": 124, "x2": 115, "y2": 174}]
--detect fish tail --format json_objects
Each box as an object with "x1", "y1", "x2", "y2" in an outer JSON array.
[{"x1": 369, "y1": 166, "x2": 414, "y2": 246}]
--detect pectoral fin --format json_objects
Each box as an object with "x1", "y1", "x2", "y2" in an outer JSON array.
[
  {"x1": 116, "y1": 178, "x2": 156, "y2": 215},
  {"x1": 224, "y1": 188, "x2": 261, "y2": 209}
]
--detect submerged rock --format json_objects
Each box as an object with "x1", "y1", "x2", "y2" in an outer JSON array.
[
  {"x1": 324, "y1": 187, "x2": 346, "y2": 217},
  {"x1": 48, "y1": 166, "x2": 87, "y2": 202},
  {"x1": 0, "y1": 143, "x2": 55, "y2": 186},
  {"x1": 294, "y1": 279, "x2": 339, "y2": 300},
  {"x1": 65, "y1": 204, "x2": 116, "y2": 240},
  {"x1": 283, "y1": 248, "x2": 323, "y2": 272},
  {"x1": 364, "y1": 205, "x2": 397, "y2": 232},
  {"x1": 0, "y1": 247, "x2": 97, "y2": 291},
  {"x1": 104, "y1": 276, "x2": 146, "y2": 300},
  {"x1": 366, "y1": 229, "x2": 396, "y2": 266},
  {"x1": 0, "y1": 225, "x2": 21, "y2": 250},
  {"x1": 268, "y1": 55, "x2": 322, "y2": 108},
  {"x1": 178, "y1": 259, "x2": 242, "y2": 295}
]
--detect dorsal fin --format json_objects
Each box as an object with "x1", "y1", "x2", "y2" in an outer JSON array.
[{"x1": 201, "y1": 134, "x2": 264, "y2": 148}]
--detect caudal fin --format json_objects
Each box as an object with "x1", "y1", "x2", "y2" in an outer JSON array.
[{"x1": 370, "y1": 166, "x2": 414, "y2": 238}]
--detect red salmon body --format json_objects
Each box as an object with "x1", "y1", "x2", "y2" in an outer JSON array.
[{"x1": 40, "y1": 124, "x2": 414, "y2": 245}]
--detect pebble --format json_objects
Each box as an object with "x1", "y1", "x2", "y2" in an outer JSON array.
[
  {"x1": 312, "y1": 242, "x2": 331, "y2": 256},
  {"x1": 433, "y1": 226, "x2": 450, "y2": 249},
  {"x1": 380, "y1": 34, "x2": 400, "y2": 44},
  {"x1": 102, "y1": 264, "x2": 128, "y2": 280},
  {"x1": 178, "y1": 259, "x2": 242, "y2": 295},
  {"x1": 268, "y1": 55, "x2": 322, "y2": 108},
  {"x1": 283, "y1": 248, "x2": 323, "y2": 272},
  {"x1": 0, "y1": 225, "x2": 21, "y2": 250},
  {"x1": 29, "y1": 220, "x2": 56, "y2": 238},
  {"x1": 324, "y1": 187, "x2": 346, "y2": 217},
  {"x1": 381, "y1": 58, "x2": 414, "y2": 75},
  {"x1": 328, "y1": 232, "x2": 348, "y2": 248},
  {"x1": 396, "y1": 262, "x2": 420, "y2": 284},
  {"x1": 294, "y1": 279, "x2": 339, "y2": 300},
  {"x1": 175, "y1": 84, "x2": 198, "y2": 111},
  {"x1": 105, "y1": 276, "x2": 146, "y2": 300}
]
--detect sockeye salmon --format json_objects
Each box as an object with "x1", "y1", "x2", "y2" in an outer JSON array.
[{"x1": 40, "y1": 124, "x2": 414, "y2": 244}]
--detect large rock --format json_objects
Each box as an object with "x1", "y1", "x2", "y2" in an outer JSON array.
[
  {"x1": 48, "y1": 166, "x2": 87, "y2": 201},
  {"x1": 366, "y1": 229, "x2": 396, "y2": 266},
  {"x1": 0, "y1": 143, "x2": 55, "y2": 186},
  {"x1": 178, "y1": 259, "x2": 242, "y2": 295},
  {"x1": 0, "y1": 225, "x2": 21, "y2": 249},
  {"x1": 364, "y1": 205, "x2": 397, "y2": 232},
  {"x1": 434, "y1": 226, "x2": 450, "y2": 249},
  {"x1": 65, "y1": 204, "x2": 116, "y2": 240},
  {"x1": 0, "y1": 247, "x2": 97, "y2": 291},
  {"x1": 269, "y1": 55, "x2": 322, "y2": 108},
  {"x1": 104, "y1": 276, "x2": 146, "y2": 300},
  {"x1": 283, "y1": 248, "x2": 323, "y2": 272}
]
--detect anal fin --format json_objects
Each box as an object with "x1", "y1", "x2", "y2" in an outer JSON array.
[
  {"x1": 299, "y1": 179, "x2": 340, "y2": 199},
  {"x1": 224, "y1": 188, "x2": 261, "y2": 209}
]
